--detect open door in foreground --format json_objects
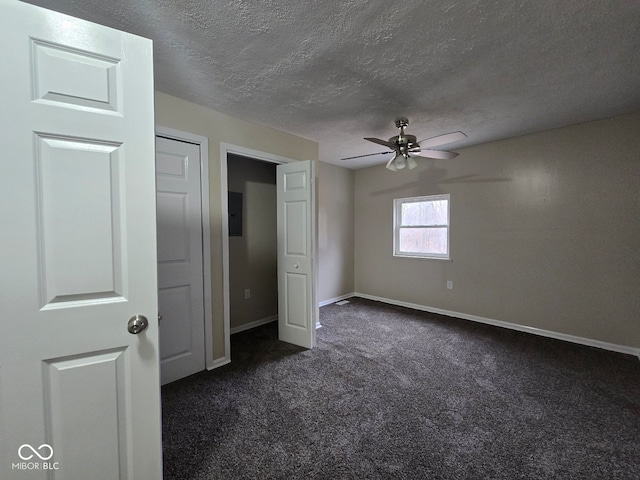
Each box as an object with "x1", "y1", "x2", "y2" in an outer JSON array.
[
  {"x1": 0, "y1": 2, "x2": 162, "y2": 478},
  {"x1": 276, "y1": 160, "x2": 318, "y2": 349}
]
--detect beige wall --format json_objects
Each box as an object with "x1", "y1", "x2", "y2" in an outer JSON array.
[
  {"x1": 354, "y1": 112, "x2": 640, "y2": 348},
  {"x1": 228, "y1": 155, "x2": 277, "y2": 329},
  {"x1": 316, "y1": 162, "x2": 355, "y2": 303},
  {"x1": 155, "y1": 91, "x2": 318, "y2": 362}
]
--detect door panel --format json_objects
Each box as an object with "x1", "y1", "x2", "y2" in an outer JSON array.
[
  {"x1": 44, "y1": 349, "x2": 129, "y2": 476},
  {"x1": 35, "y1": 134, "x2": 125, "y2": 305},
  {"x1": 156, "y1": 136, "x2": 206, "y2": 385},
  {"x1": 0, "y1": 2, "x2": 161, "y2": 478},
  {"x1": 277, "y1": 161, "x2": 317, "y2": 349},
  {"x1": 156, "y1": 192, "x2": 190, "y2": 262},
  {"x1": 285, "y1": 272, "x2": 308, "y2": 328},
  {"x1": 31, "y1": 39, "x2": 120, "y2": 113}
]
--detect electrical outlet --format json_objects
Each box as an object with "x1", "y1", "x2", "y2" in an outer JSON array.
[
  {"x1": 447, "y1": 281, "x2": 453, "y2": 290},
  {"x1": 244, "y1": 289, "x2": 250, "y2": 299}
]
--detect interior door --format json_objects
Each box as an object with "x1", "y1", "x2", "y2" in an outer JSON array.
[
  {"x1": 156, "y1": 135, "x2": 206, "y2": 385},
  {"x1": 0, "y1": 2, "x2": 161, "y2": 478},
  {"x1": 276, "y1": 160, "x2": 318, "y2": 349}
]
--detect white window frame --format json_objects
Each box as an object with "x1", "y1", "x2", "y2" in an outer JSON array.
[{"x1": 393, "y1": 194, "x2": 450, "y2": 260}]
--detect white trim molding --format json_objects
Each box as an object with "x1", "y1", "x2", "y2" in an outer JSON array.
[
  {"x1": 393, "y1": 194, "x2": 450, "y2": 260},
  {"x1": 319, "y1": 292, "x2": 356, "y2": 308},
  {"x1": 207, "y1": 357, "x2": 231, "y2": 371},
  {"x1": 355, "y1": 293, "x2": 640, "y2": 359},
  {"x1": 155, "y1": 126, "x2": 215, "y2": 370},
  {"x1": 230, "y1": 315, "x2": 278, "y2": 335},
  {"x1": 220, "y1": 143, "x2": 301, "y2": 365}
]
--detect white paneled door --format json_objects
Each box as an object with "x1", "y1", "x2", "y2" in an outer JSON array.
[
  {"x1": 277, "y1": 161, "x2": 318, "y2": 349},
  {"x1": 0, "y1": 1, "x2": 162, "y2": 479},
  {"x1": 156, "y1": 136, "x2": 206, "y2": 385}
]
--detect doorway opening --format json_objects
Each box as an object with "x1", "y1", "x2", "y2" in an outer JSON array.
[
  {"x1": 227, "y1": 154, "x2": 278, "y2": 335},
  {"x1": 220, "y1": 144, "x2": 299, "y2": 363}
]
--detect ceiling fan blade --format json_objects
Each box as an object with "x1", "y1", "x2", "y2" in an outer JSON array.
[
  {"x1": 411, "y1": 149, "x2": 459, "y2": 160},
  {"x1": 365, "y1": 137, "x2": 397, "y2": 149},
  {"x1": 418, "y1": 131, "x2": 467, "y2": 149},
  {"x1": 341, "y1": 151, "x2": 392, "y2": 161}
]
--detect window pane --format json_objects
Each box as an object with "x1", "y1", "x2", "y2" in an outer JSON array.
[
  {"x1": 401, "y1": 200, "x2": 448, "y2": 226},
  {"x1": 399, "y1": 227, "x2": 448, "y2": 255}
]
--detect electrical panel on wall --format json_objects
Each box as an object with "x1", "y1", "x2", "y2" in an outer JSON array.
[{"x1": 228, "y1": 191, "x2": 243, "y2": 236}]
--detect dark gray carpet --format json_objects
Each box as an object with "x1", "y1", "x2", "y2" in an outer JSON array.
[{"x1": 162, "y1": 297, "x2": 640, "y2": 479}]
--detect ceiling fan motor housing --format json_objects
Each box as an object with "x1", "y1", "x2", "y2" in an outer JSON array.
[
  {"x1": 390, "y1": 134, "x2": 418, "y2": 155},
  {"x1": 392, "y1": 118, "x2": 418, "y2": 154}
]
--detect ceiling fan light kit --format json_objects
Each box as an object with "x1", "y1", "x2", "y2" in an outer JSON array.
[
  {"x1": 386, "y1": 153, "x2": 417, "y2": 171},
  {"x1": 343, "y1": 117, "x2": 467, "y2": 171}
]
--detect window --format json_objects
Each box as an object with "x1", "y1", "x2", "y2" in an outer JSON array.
[{"x1": 393, "y1": 194, "x2": 450, "y2": 259}]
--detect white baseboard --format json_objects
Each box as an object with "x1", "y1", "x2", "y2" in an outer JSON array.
[
  {"x1": 230, "y1": 313, "x2": 323, "y2": 335},
  {"x1": 319, "y1": 292, "x2": 356, "y2": 308},
  {"x1": 230, "y1": 315, "x2": 278, "y2": 335},
  {"x1": 355, "y1": 292, "x2": 640, "y2": 359}
]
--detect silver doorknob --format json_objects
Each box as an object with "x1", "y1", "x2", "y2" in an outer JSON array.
[
  {"x1": 294, "y1": 263, "x2": 299, "y2": 269},
  {"x1": 127, "y1": 314, "x2": 149, "y2": 334}
]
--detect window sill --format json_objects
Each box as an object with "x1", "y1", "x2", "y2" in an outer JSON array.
[{"x1": 393, "y1": 253, "x2": 451, "y2": 261}]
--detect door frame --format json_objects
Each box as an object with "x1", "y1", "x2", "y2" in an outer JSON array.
[
  {"x1": 156, "y1": 126, "x2": 214, "y2": 370},
  {"x1": 220, "y1": 143, "x2": 299, "y2": 363}
]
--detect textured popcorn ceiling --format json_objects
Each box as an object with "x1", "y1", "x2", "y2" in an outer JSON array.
[{"x1": 25, "y1": 0, "x2": 640, "y2": 168}]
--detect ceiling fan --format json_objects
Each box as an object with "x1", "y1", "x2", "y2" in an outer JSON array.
[{"x1": 342, "y1": 118, "x2": 467, "y2": 171}]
